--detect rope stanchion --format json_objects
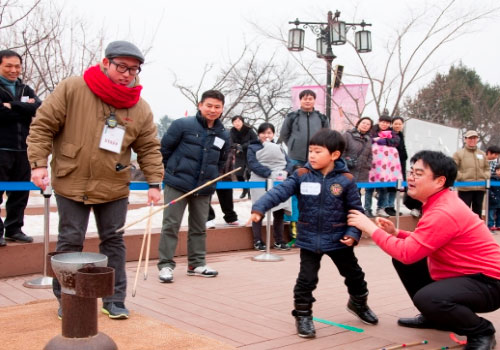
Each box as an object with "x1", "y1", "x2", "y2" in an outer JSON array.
[
  {"x1": 252, "y1": 178, "x2": 283, "y2": 262},
  {"x1": 23, "y1": 186, "x2": 53, "y2": 289},
  {"x1": 485, "y1": 179, "x2": 491, "y2": 226},
  {"x1": 395, "y1": 179, "x2": 404, "y2": 229}
]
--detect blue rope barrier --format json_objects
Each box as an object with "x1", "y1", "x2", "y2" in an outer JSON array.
[{"x1": 1, "y1": 180, "x2": 499, "y2": 191}]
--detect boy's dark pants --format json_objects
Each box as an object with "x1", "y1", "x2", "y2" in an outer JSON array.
[
  {"x1": 393, "y1": 258, "x2": 500, "y2": 336},
  {"x1": 294, "y1": 247, "x2": 368, "y2": 305}
]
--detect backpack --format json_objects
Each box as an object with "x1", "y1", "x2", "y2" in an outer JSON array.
[{"x1": 288, "y1": 110, "x2": 329, "y2": 129}]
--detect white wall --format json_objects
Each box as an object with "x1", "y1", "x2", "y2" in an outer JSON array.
[{"x1": 404, "y1": 119, "x2": 461, "y2": 167}]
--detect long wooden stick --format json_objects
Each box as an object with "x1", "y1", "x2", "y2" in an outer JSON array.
[
  {"x1": 131, "y1": 224, "x2": 147, "y2": 297},
  {"x1": 118, "y1": 167, "x2": 241, "y2": 232},
  {"x1": 380, "y1": 340, "x2": 428, "y2": 350},
  {"x1": 143, "y1": 203, "x2": 153, "y2": 280}
]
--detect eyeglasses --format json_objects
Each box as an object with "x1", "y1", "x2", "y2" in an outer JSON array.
[
  {"x1": 406, "y1": 170, "x2": 425, "y2": 179},
  {"x1": 110, "y1": 60, "x2": 141, "y2": 75}
]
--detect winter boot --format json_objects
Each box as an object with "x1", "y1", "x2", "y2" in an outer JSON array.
[
  {"x1": 292, "y1": 303, "x2": 316, "y2": 338},
  {"x1": 347, "y1": 293, "x2": 378, "y2": 325}
]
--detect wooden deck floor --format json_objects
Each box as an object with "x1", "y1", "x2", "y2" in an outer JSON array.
[{"x1": 2, "y1": 237, "x2": 500, "y2": 350}]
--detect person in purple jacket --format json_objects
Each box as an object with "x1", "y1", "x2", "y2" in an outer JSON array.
[{"x1": 250, "y1": 129, "x2": 378, "y2": 339}]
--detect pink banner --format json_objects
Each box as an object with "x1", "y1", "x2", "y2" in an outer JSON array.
[{"x1": 291, "y1": 84, "x2": 368, "y2": 132}]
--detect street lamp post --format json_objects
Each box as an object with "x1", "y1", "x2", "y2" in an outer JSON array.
[{"x1": 288, "y1": 10, "x2": 372, "y2": 123}]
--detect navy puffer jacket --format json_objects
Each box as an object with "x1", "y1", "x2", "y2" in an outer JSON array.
[
  {"x1": 161, "y1": 112, "x2": 230, "y2": 195},
  {"x1": 252, "y1": 159, "x2": 364, "y2": 253}
]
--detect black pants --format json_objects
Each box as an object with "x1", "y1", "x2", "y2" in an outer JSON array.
[
  {"x1": 393, "y1": 258, "x2": 500, "y2": 336},
  {"x1": 207, "y1": 187, "x2": 238, "y2": 223},
  {"x1": 251, "y1": 209, "x2": 284, "y2": 244},
  {"x1": 0, "y1": 150, "x2": 31, "y2": 236},
  {"x1": 458, "y1": 190, "x2": 485, "y2": 218},
  {"x1": 294, "y1": 247, "x2": 368, "y2": 305}
]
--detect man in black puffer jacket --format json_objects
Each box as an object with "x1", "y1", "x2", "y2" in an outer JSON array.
[
  {"x1": 0, "y1": 50, "x2": 41, "y2": 246},
  {"x1": 158, "y1": 90, "x2": 230, "y2": 283}
]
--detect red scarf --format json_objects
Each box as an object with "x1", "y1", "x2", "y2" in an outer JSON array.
[{"x1": 83, "y1": 64, "x2": 142, "y2": 109}]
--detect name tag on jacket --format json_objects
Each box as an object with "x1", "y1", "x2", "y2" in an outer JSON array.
[{"x1": 300, "y1": 182, "x2": 321, "y2": 195}]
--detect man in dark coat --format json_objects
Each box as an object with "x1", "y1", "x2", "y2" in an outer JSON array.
[
  {"x1": 158, "y1": 90, "x2": 230, "y2": 283},
  {"x1": 0, "y1": 50, "x2": 41, "y2": 246},
  {"x1": 279, "y1": 89, "x2": 329, "y2": 167}
]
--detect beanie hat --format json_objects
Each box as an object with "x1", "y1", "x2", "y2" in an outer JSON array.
[{"x1": 105, "y1": 41, "x2": 144, "y2": 64}]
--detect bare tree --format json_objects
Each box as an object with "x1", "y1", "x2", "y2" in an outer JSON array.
[
  {"x1": 1, "y1": 1, "x2": 161, "y2": 98},
  {"x1": 1, "y1": 0, "x2": 105, "y2": 97},
  {"x1": 172, "y1": 46, "x2": 298, "y2": 129},
  {"x1": 253, "y1": 0, "x2": 500, "y2": 121},
  {"x1": 353, "y1": 0, "x2": 499, "y2": 118}
]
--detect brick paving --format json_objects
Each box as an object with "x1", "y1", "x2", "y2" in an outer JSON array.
[{"x1": 2, "y1": 236, "x2": 500, "y2": 350}]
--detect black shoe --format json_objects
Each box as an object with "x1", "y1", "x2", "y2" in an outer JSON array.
[
  {"x1": 397, "y1": 314, "x2": 434, "y2": 329},
  {"x1": 292, "y1": 303, "x2": 316, "y2": 338},
  {"x1": 385, "y1": 207, "x2": 397, "y2": 216},
  {"x1": 253, "y1": 241, "x2": 266, "y2": 251},
  {"x1": 365, "y1": 210, "x2": 374, "y2": 218},
  {"x1": 0, "y1": 236, "x2": 6, "y2": 247},
  {"x1": 295, "y1": 315, "x2": 316, "y2": 338},
  {"x1": 465, "y1": 333, "x2": 496, "y2": 350},
  {"x1": 347, "y1": 294, "x2": 378, "y2": 325},
  {"x1": 273, "y1": 242, "x2": 291, "y2": 251},
  {"x1": 5, "y1": 231, "x2": 33, "y2": 243}
]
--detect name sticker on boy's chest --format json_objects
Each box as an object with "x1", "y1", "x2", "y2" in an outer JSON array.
[{"x1": 300, "y1": 182, "x2": 321, "y2": 195}]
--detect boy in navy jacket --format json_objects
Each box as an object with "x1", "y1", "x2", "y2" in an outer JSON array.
[{"x1": 251, "y1": 129, "x2": 378, "y2": 338}]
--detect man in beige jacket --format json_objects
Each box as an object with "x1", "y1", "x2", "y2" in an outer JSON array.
[
  {"x1": 453, "y1": 130, "x2": 490, "y2": 218},
  {"x1": 27, "y1": 41, "x2": 163, "y2": 319}
]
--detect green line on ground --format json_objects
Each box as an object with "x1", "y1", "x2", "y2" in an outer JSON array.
[{"x1": 312, "y1": 317, "x2": 365, "y2": 333}]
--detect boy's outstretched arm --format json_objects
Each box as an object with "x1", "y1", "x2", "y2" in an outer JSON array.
[{"x1": 251, "y1": 172, "x2": 300, "y2": 216}]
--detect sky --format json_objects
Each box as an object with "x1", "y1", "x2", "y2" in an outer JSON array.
[{"x1": 66, "y1": 0, "x2": 500, "y2": 122}]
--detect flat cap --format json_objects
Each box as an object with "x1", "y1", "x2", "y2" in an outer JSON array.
[
  {"x1": 464, "y1": 130, "x2": 478, "y2": 138},
  {"x1": 105, "y1": 41, "x2": 144, "y2": 64}
]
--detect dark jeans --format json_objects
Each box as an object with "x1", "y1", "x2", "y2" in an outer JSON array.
[
  {"x1": 488, "y1": 208, "x2": 500, "y2": 228},
  {"x1": 458, "y1": 190, "x2": 485, "y2": 218},
  {"x1": 294, "y1": 247, "x2": 368, "y2": 305},
  {"x1": 52, "y1": 195, "x2": 128, "y2": 303},
  {"x1": 207, "y1": 179, "x2": 238, "y2": 223},
  {"x1": 393, "y1": 258, "x2": 500, "y2": 336},
  {"x1": 0, "y1": 150, "x2": 31, "y2": 236},
  {"x1": 251, "y1": 209, "x2": 284, "y2": 244}
]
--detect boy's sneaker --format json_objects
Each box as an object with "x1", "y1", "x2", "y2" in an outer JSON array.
[
  {"x1": 254, "y1": 241, "x2": 266, "y2": 251},
  {"x1": 159, "y1": 267, "x2": 174, "y2": 283},
  {"x1": 365, "y1": 210, "x2": 374, "y2": 218},
  {"x1": 101, "y1": 302, "x2": 129, "y2": 319},
  {"x1": 273, "y1": 242, "x2": 291, "y2": 251},
  {"x1": 206, "y1": 220, "x2": 216, "y2": 229},
  {"x1": 187, "y1": 265, "x2": 218, "y2": 277},
  {"x1": 295, "y1": 315, "x2": 316, "y2": 338}
]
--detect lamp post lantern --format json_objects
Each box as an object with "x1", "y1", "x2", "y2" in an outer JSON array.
[{"x1": 287, "y1": 10, "x2": 372, "y2": 124}]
